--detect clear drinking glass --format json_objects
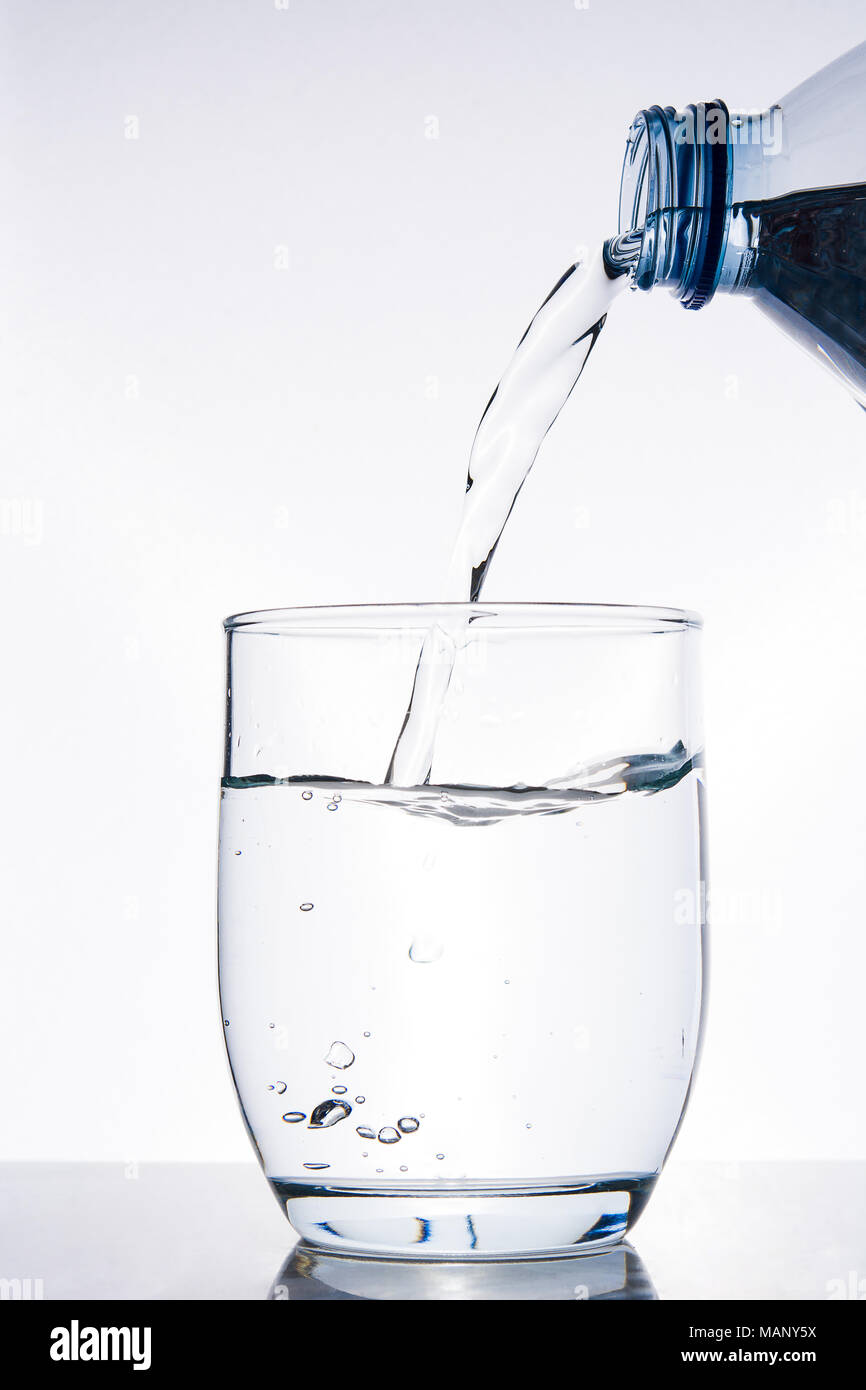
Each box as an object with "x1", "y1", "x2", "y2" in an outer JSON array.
[{"x1": 218, "y1": 603, "x2": 706, "y2": 1259}]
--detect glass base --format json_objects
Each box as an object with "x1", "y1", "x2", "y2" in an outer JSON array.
[{"x1": 268, "y1": 1174, "x2": 656, "y2": 1259}]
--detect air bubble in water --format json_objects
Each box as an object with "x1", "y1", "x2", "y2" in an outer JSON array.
[
  {"x1": 332, "y1": 1085, "x2": 347, "y2": 1095},
  {"x1": 400, "y1": 1165, "x2": 408, "y2": 1172},
  {"x1": 234, "y1": 850, "x2": 242, "y2": 856},
  {"x1": 327, "y1": 802, "x2": 338, "y2": 811},
  {"x1": 408, "y1": 936, "x2": 443, "y2": 964},
  {"x1": 362, "y1": 1032, "x2": 371, "y2": 1039},
  {"x1": 324, "y1": 1041, "x2": 355, "y2": 1069},
  {"x1": 272, "y1": 1081, "x2": 287, "y2": 1095},
  {"x1": 378, "y1": 1127, "x2": 400, "y2": 1145},
  {"x1": 356, "y1": 1125, "x2": 376, "y2": 1140},
  {"x1": 282, "y1": 1111, "x2": 305, "y2": 1124},
  {"x1": 301, "y1": 790, "x2": 313, "y2": 800},
  {"x1": 308, "y1": 1099, "x2": 352, "y2": 1128},
  {"x1": 300, "y1": 902, "x2": 314, "y2": 912},
  {"x1": 355, "y1": 1095, "x2": 365, "y2": 1104},
  {"x1": 303, "y1": 1162, "x2": 330, "y2": 1171},
  {"x1": 436, "y1": 1153, "x2": 445, "y2": 1161},
  {"x1": 397, "y1": 1116, "x2": 419, "y2": 1134}
]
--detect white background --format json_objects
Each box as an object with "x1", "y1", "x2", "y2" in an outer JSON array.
[{"x1": 2, "y1": 0, "x2": 865, "y2": 1166}]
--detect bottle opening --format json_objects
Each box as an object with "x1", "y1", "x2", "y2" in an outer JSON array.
[{"x1": 605, "y1": 101, "x2": 734, "y2": 310}]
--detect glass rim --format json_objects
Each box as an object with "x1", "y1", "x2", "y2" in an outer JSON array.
[{"x1": 224, "y1": 602, "x2": 703, "y2": 633}]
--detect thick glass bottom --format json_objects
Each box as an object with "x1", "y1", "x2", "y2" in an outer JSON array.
[{"x1": 268, "y1": 1174, "x2": 656, "y2": 1258}]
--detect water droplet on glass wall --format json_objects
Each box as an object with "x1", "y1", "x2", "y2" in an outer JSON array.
[
  {"x1": 397, "y1": 1117, "x2": 419, "y2": 1134},
  {"x1": 356, "y1": 1125, "x2": 376, "y2": 1140},
  {"x1": 378, "y1": 1127, "x2": 401, "y2": 1145},
  {"x1": 309, "y1": 1099, "x2": 352, "y2": 1129},
  {"x1": 324, "y1": 1041, "x2": 355, "y2": 1069},
  {"x1": 282, "y1": 1112, "x2": 305, "y2": 1124},
  {"x1": 409, "y1": 937, "x2": 443, "y2": 964}
]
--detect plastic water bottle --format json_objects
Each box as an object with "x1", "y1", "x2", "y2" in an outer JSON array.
[{"x1": 604, "y1": 42, "x2": 866, "y2": 405}]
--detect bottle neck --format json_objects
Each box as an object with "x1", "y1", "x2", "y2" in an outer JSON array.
[{"x1": 604, "y1": 101, "x2": 780, "y2": 309}]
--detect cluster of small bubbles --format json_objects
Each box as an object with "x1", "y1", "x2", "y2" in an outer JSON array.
[
  {"x1": 301, "y1": 791, "x2": 313, "y2": 801},
  {"x1": 354, "y1": 1095, "x2": 365, "y2": 1104},
  {"x1": 332, "y1": 1085, "x2": 347, "y2": 1095},
  {"x1": 356, "y1": 1125, "x2": 376, "y2": 1140},
  {"x1": 324, "y1": 1041, "x2": 355, "y2": 1069},
  {"x1": 299, "y1": 902, "x2": 314, "y2": 912},
  {"x1": 378, "y1": 1127, "x2": 400, "y2": 1145},
  {"x1": 282, "y1": 1111, "x2": 305, "y2": 1124},
  {"x1": 303, "y1": 1162, "x2": 330, "y2": 1171},
  {"x1": 309, "y1": 1099, "x2": 352, "y2": 1129},
  {"x1": 397, "y1": 1117, "x2": 419, "y2": 1134}
]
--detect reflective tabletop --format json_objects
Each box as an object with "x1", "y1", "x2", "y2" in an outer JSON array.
[{"x1": 1, "y1": 1161, "x2": 863, "y2": 1300}]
